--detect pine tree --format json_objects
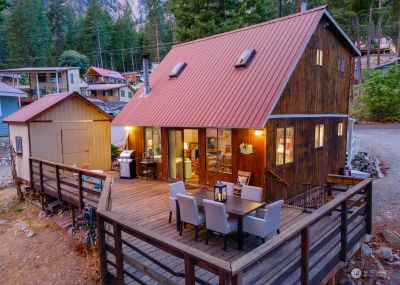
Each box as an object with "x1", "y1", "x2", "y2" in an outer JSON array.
[
  {"x1": 47, "y1": 0, "x2": 70, "y2": 62},
  {"x1": 7, "y1": 0, "x2": 50, "y2": 66}
]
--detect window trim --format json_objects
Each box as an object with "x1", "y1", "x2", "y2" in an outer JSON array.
[
  {"x1": 338, "y1": 122, "x2": 344, "y2": 136},
  {"x1": 15, "y1": 136, "x2": 23, "y2": 154},
  {"x1": 315, "y1": 124, "x2": 325, "y2": 148},
  {"x1": 144, "y1": 127, "x2": 161, "y2": 162},
  {"x1": 338, "y1": 56, "x2": 345, "y2": 73},
  {"x1": 276, "y1": 126, "x2": 294, "y2": 166},
  {"x1": 206, "y1": 128, "x2": 232, "y2": 173},
  {"x1": 316, "y1": 49, "x2": 323, "y2": 66}
]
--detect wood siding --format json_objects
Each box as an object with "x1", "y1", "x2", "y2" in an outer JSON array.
[{"x1": 9, "y1": 124, "x2": 30, "y2": 181}]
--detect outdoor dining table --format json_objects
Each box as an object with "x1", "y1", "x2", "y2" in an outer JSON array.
[{"x1": 176, "y1": 190, "x2": 265, "y2": 250}]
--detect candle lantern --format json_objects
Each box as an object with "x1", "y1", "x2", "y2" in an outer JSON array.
[{"x1": 214, "y1": 181, "x2": 227, "y2": 203}]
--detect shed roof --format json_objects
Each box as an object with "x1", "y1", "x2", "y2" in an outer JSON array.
[
  {"x1": 85, "y1": 67, "x2": 124, "y2": 80},
  {"x1": 113, "y1": 6, "x2": 359, "y2": 128},
  {"x1": 0, "y1": 82, "x2": 28, "y2": 97},
  {"x1": 3, "y1": 92, "x2": 112, "y2": 124}
]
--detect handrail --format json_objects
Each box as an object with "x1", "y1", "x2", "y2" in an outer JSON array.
[
  {"x1": 265, "y1": 169, "x2": 290, "y2": 187},
  {"x1": 230, "y1": 178, "x2": 372, "y2": 275}
]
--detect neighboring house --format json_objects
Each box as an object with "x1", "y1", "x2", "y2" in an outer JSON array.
[
  {"x1": 358, "y1": 36, "x2": 397, "y2": 56},
  {"x1": 83, "y1": 66, "x2": 134, "y2": 102},
  {"x1": 3, "y1": 92, "x2": 112, "y2": 183},
  {"x1": 0, "y1": 82, "x2": 27, "y2": 136},
  {"x1": 88, "y1": 98, "x2": 127, "y2": 116},
  {"x1": 373, "y1": 56, "x2": 400, "y2": 71},
  {"x1": 0, "y1": 67, "x2": 88, "y2": 104},
  {"x1": 122, "y1": 71, "x2": 141, "y2": 84},
  {"x1": 113, "y1": 6, "x2": 360, "y2": 201}
]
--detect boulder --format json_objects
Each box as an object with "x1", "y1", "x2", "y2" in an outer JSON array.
[
  {"x1": 362, "y1": 243, "x2": 373, "y2": 257},
  {"x1": 377, "y1": 246, "x2": 394, "y2": 262},
  {"x1": 383, "y1": 230, "x2": 400, "y2": 248}
]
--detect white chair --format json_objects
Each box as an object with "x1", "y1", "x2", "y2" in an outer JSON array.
[
  {"x1": 220, "y1": 181, "x2": 234, "y2": 197},
  {"x1": 176, "y1": 194, "x2": 205, "y2": 240},
  {"x1": 203, "y1": 199, "x2": 238, "y2": 251},
  {"x1": 243, "y1": 200, "x2": 284, "y2": 243},
  {"x1": 241, "y1": 185, "x2": 263, "y2": 202},
  {"x1": 168, "y1": 181, "x2": 187, "y2": 223}
]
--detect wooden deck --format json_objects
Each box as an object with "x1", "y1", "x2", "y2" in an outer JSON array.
[{"x1": 110, "y1": 176, "x2": 309, "y2": 263}]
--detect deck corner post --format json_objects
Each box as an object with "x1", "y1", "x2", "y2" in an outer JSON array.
[
  {"x1": 232, "y1": 271, "x2": 243, "y2": 285},
  {"x1": 29, "y1": 158, "x2": 34, "y2": 191},
  {"x1": 340, "y1": 201, "x2": 348, "y2": 262},
  {"x1": 98, "y1": 214, "x2": 109, "y2": 285},
  {"x1": 55, "y1": 165, "x2": 61, "y2": 200},
  {"x1": 184, "y1": 254, "x2": 195, "y2": 285},
  {"x1": 113, "y1": 222, "x2": 124, "y2": 284},
  {"x1": 39, "y1": 161, "x2": 44, "y2": 210},
  {"x1": 301, "y1": 226, "x2": 310, "y2": 285},
  {"x1": 78, "y1": 170, "x2": 83, "y2": 210},
  {"x1": 365, "y1": 181, "x2": 373, "y2": 235}
]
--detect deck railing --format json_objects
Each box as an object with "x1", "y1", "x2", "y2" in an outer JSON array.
[
  {"x1": 97, "y1": 176, "x2": 372, "y2": 285},
  {"x1": 30, "y1": 157, "x2": 110, "y2": 210}
]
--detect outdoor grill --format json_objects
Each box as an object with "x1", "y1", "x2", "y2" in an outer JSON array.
[{"x1": 117, "y1": 150, "x2": 136, "y2": 179}]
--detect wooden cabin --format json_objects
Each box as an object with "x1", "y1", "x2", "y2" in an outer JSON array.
[
  {"x1": 3, "y1": 92, "x2": 112, "y2": 183},
  {"x1": 113, "y1": 7, "x2": 360, "y2": 202}
]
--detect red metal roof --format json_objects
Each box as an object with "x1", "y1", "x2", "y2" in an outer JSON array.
[
  {"x1": 114, "y1": 6, "x2": 357, "y2": 128},
  {"x1": 87, "y1": 67, "x2": 124, "y2": 80},
  {"x1": 3, "y1": 92, "x2": 112, "y2": 124}
]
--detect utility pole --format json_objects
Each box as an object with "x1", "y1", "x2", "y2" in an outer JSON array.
[
  {"x1": 366, "y1": 6, "x2": 373, "y2": 70},
  {"x1": 278, "y1": 0, "x2": 282, "y2": 17},
  {"x1": 110, "y1": 52, "x2": 114, "y2": 71},
  {"x1": 121, "y1": 49, "x2": 126, "y2": 73},
  {"x1": 130, "y1": 48, "x2": 135, "y2": 71},
  {"x1": 155, "y1": 22, "x2": 160, "y2": 63}
]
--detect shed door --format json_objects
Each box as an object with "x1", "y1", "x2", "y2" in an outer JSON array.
[{"x1": 61, "y1": 129, "x2": 90, "y2": 167}]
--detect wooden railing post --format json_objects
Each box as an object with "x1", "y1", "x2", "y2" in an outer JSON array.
[
  {"x1": 219, "y1": 270, "x2": 232, "y2": 285},
  {"x1": 184, "y1": 255, "x2": 195, "y2": 285},
  {"x1": 114, "y1": 222, "x2": 124, "y2": 284},
  {"x1": 78, "y1": 170, "x2": 83, "y2": 210},
  {"x1": 301, "y1": 226, "x2": 310, "y2": 285},
  {"x1": 55, "y1": 165, "x2": 61, "y2": 200},
  {"x1": 29, "y1": 158, "x2": 34, "y2": 191},
  {"x1": 97, "y1": 214, "x2": 109, "y2": 284},
  {"x1": 365, "y1": 181, "x2": 373, "y2": 234},
  {"x1": 340, "y1": 201, "x2": 348, "y2": 262},
  {"x1": 39, "y1": 161, "x2": 44, "y2": 210},
  {"x1": 232, "y1": 271, "x2": 243, "y2": 285}
]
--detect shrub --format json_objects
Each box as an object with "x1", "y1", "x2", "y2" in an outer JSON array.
[
  {"x1": 111, "y1": 144, "x2": 120, "y2": 161},
  {"x1": 359, "y1": 65, "x2": 400, "y2": 122}
]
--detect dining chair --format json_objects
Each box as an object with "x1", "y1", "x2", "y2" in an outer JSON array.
[
  {"x1": 241, "y1": 185, "x2": 263, "y2": 202},
  {"x1": 203, "y1": 199, "x2": 238, "y2": 251},
  {"x1": 220, "y1": 181, "x2": 235, "y2": 197},
  {"x1": 243, "y1": 200, "x2": 284, "y2": 243},
  {"x1": 168, "y1": 181, "x2": 187, "y2": 223},
  {"x1": 176, "y1": 194, "x2": 205, "y2": 240}
]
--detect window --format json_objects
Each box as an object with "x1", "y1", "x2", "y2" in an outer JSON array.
[
  {"x1": 316, "y1": 49, "x2": 323, "y2": 66},
  {"x1": 169, "y1": 62, "x2": 187, "y2": 78},
  {"x1": 235, "y1": 48, "x2": 256, "y2": 68},
  {"x1": 70, "y1": 73, "x2": 74, "y2": 83},
  {"x1": 338, "y1": 122, "x2": 344, "y2": 136},
  {"x1": 315, "y1": 124, "x2": 324, "y2": 148},
  {"x1": 206, "y1": 129, "x2": 232, "y2": 173},
  {"x1": 276, "y1": 127, "x2": 294, "y2": 165},
  {"x1": 128, "y1": 91, "x2": 133, "y2": 98},
  {"x1": 120, "y1": 90, "x2": 125, "y2": 97},
  {"x1": 15, "y1": 136, "x2": 23, "y2": 154},
  {"x1": 338, "y1": 56, "x2": 345, "y2": 73},
  {"x1": 50, "y1": 73, "x2": 62, "y2": 83},
  {"x1": 38, "y1": 73, "x2": 47, "y2": 83},
  {"x1": 145, "y1": 127, "x2": 161, "y2": 162}
]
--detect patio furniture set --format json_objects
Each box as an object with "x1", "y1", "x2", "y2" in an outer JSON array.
[{"x1": 168, "y1": 181, "x2": 284, "y2": 251}]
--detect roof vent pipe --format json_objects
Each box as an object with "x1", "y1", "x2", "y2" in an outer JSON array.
[
  {"x1": 300, "y1": 2, "x2": 307, "y2": 12},
  {"x1": 143, "y1": 55, "x2": 150, "y2": 95}
]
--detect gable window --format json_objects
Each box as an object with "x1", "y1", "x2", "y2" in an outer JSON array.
[
  {"x1": 70, "y1": 73, "x2": 75, "y2": 83},
  {"x1": 315, "y1": 124, "x2": 324, "y2": 148},
  {"x1": 128, "y1": 91, "x2": 133, "y2": 98},
  {"x1": 38, "y1": 73, "x2": 47, "y2": 83},
  {"x1": 338, "y1": 122, "x2": 344, "y2": 136},
  {"x1": 338, "y1": 56, "x2": 345, "y2": 73},
  {"x1": 145, "y1": 127, "x2": 162, "y2": 162},
  {"x1": 276, "y1": 127, "x2": 294, "y2": 165},
  {"x1": 50, "y1": 73, "x2": 62, "y2": 83},
  {"x1": 15, "y1": 136, "x2": 23, "y2": 154},
  {"x1": 316, "y1": 49, "x2": 323, "y2": 66},
  {"x1": 206, "y1": 128, "x2": 232, "y2": 173},
  {"x1": 120, "y1": 90, "x2": 125, "y2": 97}
]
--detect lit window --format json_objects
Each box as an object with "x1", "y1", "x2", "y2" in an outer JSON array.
[
  {"x1": 315, "y1": 124, "x2": 324, "y2": 148},
  {"x1": 206, "y1": 128, "x2": 232, "y2": 173},
  {"x1": 316, "y1": 49, "x2": 323, "y2": 66},
  {"x1": 276, "y1": 127, "x2": 294, "y2": 165},
  {"x1": 338, "y1": 56, "x2": 345, "y2": 73},
  {"x1": 338, "y1": 122, "x2": 344, "y2": 136},
  {"x1": 15, "y1": 136, "x2": 23, "y2": 154},
  {"x1": 145, "y1": 127, "x2": 161, "y2": 162}
]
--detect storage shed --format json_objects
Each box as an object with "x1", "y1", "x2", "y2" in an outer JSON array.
[{"x1": 3, "y1": 92, "x2": 112, "y2": 183}]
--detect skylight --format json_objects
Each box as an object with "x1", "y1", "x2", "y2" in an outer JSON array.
[
  {"x1": 235, "y1": 49, "x2": 256, "y2": 68},
  {"x1": 169, "y1": 62, "x2": 187, "y2": 78}
]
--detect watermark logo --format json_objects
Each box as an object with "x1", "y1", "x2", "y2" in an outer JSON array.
[{"x1": 351, "y1": 268, "x2": 362, "y2": 279}]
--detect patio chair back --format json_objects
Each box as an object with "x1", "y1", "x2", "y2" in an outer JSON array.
[
  {"x1": 241, "y1": 185, "x2": 263, "y2": 202},
  {"x1": 168, "y1": 181, "x2": 187, "y2": 212},
  {"x1": 263, "y1": 200, "x2": 284, "y2": 234},
  {"x1": 203, "y1": 199, "x2": 229, "y2": 234},
  {"x1": 177, "y1": 194, "x2": 201, "y2": 225},
  {"x1": 220, "y1": 181, "x2": 235, "y2": 197}
]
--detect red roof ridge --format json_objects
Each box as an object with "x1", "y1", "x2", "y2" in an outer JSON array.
[{"x1": 173, "y1": 5, "x2": 327, "y2": 49}]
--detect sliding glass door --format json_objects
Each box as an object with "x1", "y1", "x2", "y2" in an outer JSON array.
[{"x1": 168, "y1": 130, "x2": 184, "y2": 180}]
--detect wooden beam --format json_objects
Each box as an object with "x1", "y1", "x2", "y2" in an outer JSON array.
[
  {"x1": 184, "y1": 255, "x2": 195, "y2": 285},
  {"x1": 114, "y1": 223, "x2": 124, "y2": 284},
  {"x1": 301, "y1": 226, "x2": 310, "y2": 285},
  {"x1": 340, "y1": 201, "x2": 348, "y2": 262}
]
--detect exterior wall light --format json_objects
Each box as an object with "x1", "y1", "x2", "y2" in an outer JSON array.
[{"x1": 254, "y1": 129, "x2": 263, "y2": 136}]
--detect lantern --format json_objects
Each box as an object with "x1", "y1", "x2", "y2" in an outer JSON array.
[{"x1": 214, "y1": 181, "x2": 227, "y2": 203}]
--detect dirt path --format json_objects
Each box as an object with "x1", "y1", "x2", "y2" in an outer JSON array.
[
  {"x1": 0, "y1": 189, "x2": 100, "y2": 285},
  {"x1": 354, "y1": 124, "x2": 400, "y2": 232}
]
